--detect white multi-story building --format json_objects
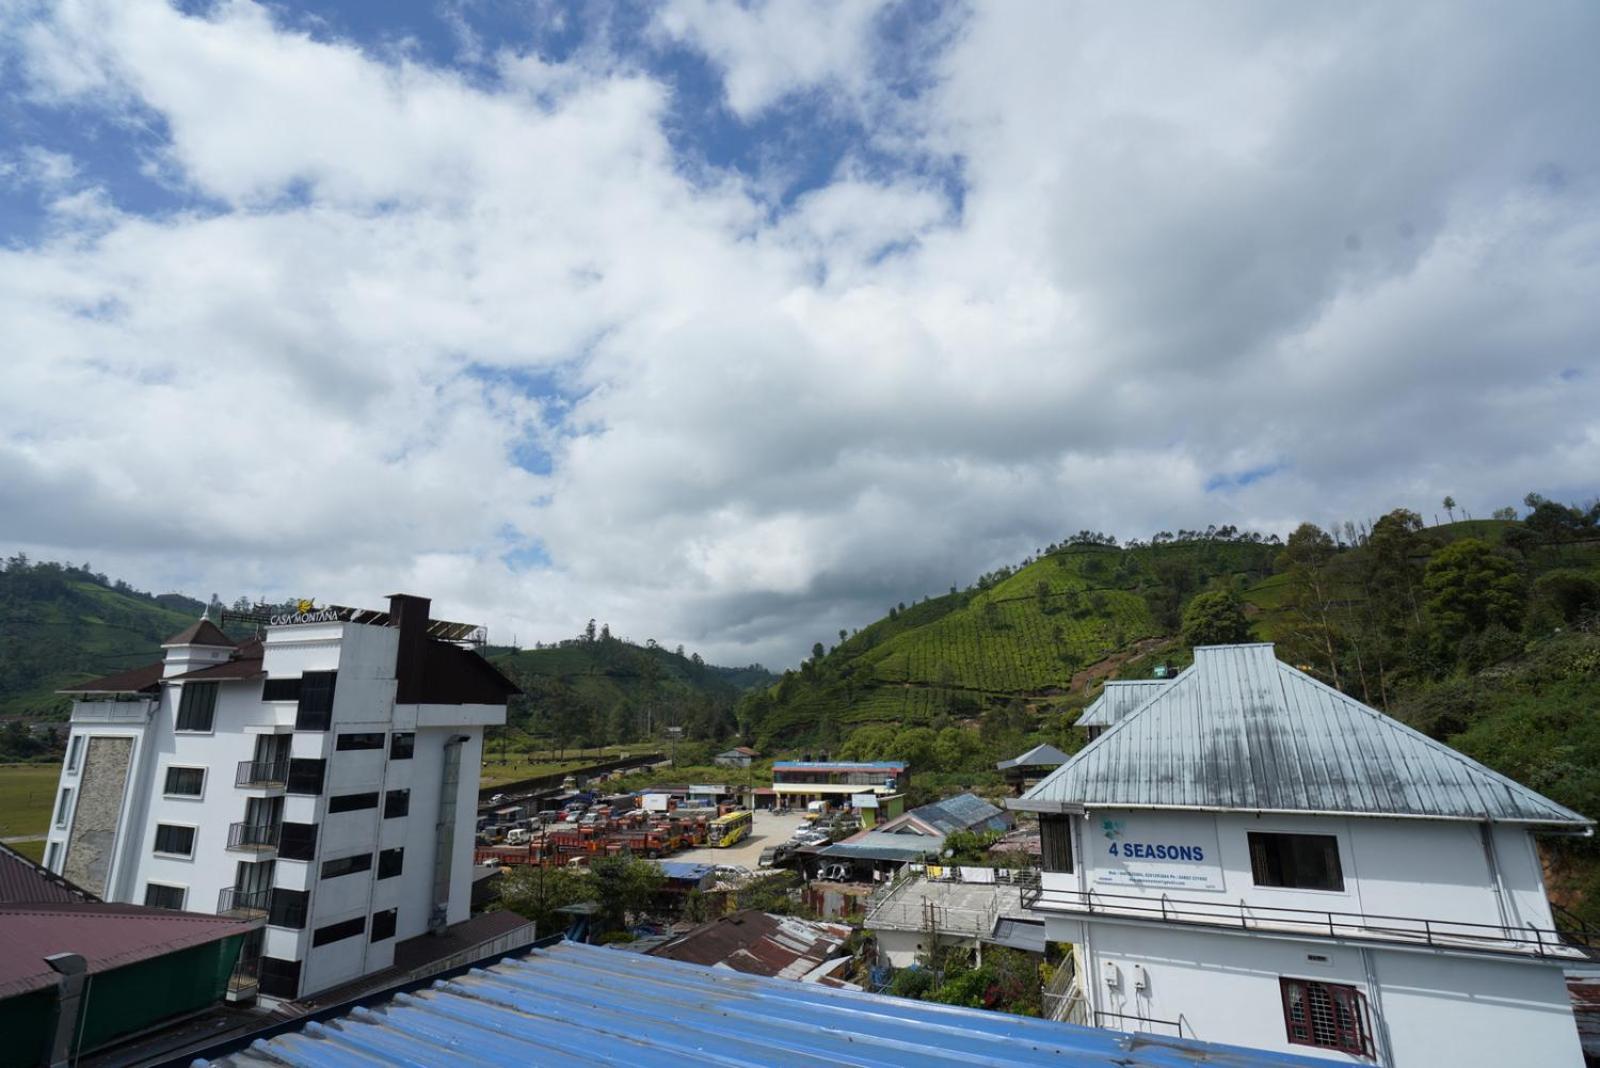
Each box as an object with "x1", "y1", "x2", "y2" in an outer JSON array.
[
  {"x1": 1015, "y1": 643, "x2": 1591, "y2": 1067},
  {"x1": 41, "y1": 594, "x2": 516, "y2": 1004}
]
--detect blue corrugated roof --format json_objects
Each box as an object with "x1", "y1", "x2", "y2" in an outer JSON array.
[
  {"x1": 906, "y1": 792, "x2": 1010, "y2": 835},
  {"x1": 653, "y1": 861, "x2": 715, "y2": 881},
  {"x1": 202, "y1": 940, "x2": 1329, "y2": 1067}
]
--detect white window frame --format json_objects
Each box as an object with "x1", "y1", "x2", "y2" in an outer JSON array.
[
  {"x1": 66, "y1": 735, "x2": 83, "y2": 773},
  {"x1": 143, "y1": 881, "x2": 189, "y2": 910},
  {"x1": 54, "y1": 787, "x2": 73, "y2": 829},
  {"x1": 152, "y1": 821, "x2": 199, "y2": 860},
  {"x1": 44, "y1": 840, "x2": 62, "y2": 872},
  {"x1": 162, "y1": 764, "x2": 208, "y2": 800}
]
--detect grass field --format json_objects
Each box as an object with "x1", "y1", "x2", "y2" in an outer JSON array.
[{"x1": 0, "y1": 763, "x2": 62, "y2": 840}]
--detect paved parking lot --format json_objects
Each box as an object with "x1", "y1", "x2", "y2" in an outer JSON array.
[{"x1": 673, "y1": 808, "x2": 811, "y2": 869}]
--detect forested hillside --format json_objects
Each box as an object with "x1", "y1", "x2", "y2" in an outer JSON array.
[
  {"x1": 490, "y1": 629, "x2": 775, "y2": 748},
  {"x1": 0, "y1": 557, "x2": 209, "y2": 719}
]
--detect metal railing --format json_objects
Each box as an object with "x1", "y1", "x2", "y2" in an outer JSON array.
[
  {"x1": 70, "y1": 699, "x2": 157, "y2": 723},
  {"x1": 236, "y1": 760, "x2": 290, "y2": 789},
  {"x1": 228, "y1": 955, "x2": 260, "y2": 997},
  {"x1": 1094, "y1": 1009, "x2": 1186, "y2": 1037},
  {"x1": 219, "y1": 886, "x2": 271, "y2": 918},
  {"x1": 1019, "y1": 879, "x2": 1584, "y2": 959},
  {"x1": 227, "y1": 821, "x2": 281, "y2": 853}
]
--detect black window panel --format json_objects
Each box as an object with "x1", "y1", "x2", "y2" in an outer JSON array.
[
  {"x1": 268, "y1": 888, "x2": 309, "y2": 929},
  {"x1": 286, "y1": 758, "x2": 326, "y2": 795},
  {"x1": 258, "y1": 957, "x2": 302, "y2": 999},
  {"x1": 377, "y1": 847, "x2": 404, "y2": 879},
  {"x1": 164, "y1": 766, "x2": 205, "y2": 797},
  {"x1": 143, "y1": 883, "x2": 185, "y2": 910},
  {"x1": 328, "y1": 792, "x2": 378, "y2": 813},
  {"x1": 1249, "y1": 832, "x2": 1344, "y2": 892},
  {"x1": 278, "y1": 821, "x2": 318, "y2": 861},
  {"x1": 384, "y1": 789, "x2": 410, "y2": 819},
  {"x1": 262, "y1": 677, "x2": 302, "y2": 702},
  {"x1": 154, "y1": 824, "x2": 195, "y2": 856},
  {"x1": 370, "y1": 908, "x2": 397, "y2": 942},
  {"x1": 294, "y1": 671, "x2": 337, "y2": 731},
  {"x1": 1040, "y1": 815, "x2": 1074, "y2": 873},
  {"x1": 312, "y1": 916, "x2": 366, "y2": 947},
  {"x1": 390, "y1": 732, "x2": 415, "y2": 760},
  {"x1": 336, "y1": 732, "x2": 385, "y2": 751},
  {"x1": 175, "y1": 682, "x2": 218, "y2": 731},
  {"x1": 321, "y1": 852, "x2": 373, "y2": 879}
]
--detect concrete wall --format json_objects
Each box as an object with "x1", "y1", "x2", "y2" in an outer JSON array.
[{"x1": 1064, "y1": 921, "x2": 1582, "y2": 1067}]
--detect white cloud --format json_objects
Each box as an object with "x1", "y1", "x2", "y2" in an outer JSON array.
[{"x1": 2, "y1": 0, "x2": 1598, "y2": 668}]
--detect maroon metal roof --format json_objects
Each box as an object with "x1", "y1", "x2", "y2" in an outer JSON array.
[
  {"x1": 413, "y1": 641, "x2": 521, "y2": 705},
  {"x1": 57, "y1": 660, "x2": 164, "y2": 695},
  {"x1": 0, "y1": 843, "x2": 96, "y2": 906},
  {"x1": 0, "y1": 903, "x2": 257, "y2": 998},
  {"x1": 163, "y1": 618, "x2": 235, "y2": 648}
]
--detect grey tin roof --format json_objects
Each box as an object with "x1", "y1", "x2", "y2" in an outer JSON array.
[
  {"x1": 1076, "y1": 679, "x2": 1171, "y2": 727},
  {"x1": 996, "y1": 743, "x2": 1072, "y2": 770},
  {"x1": 1017, "y1": 644, "x2": 1591, "y2": 826}
]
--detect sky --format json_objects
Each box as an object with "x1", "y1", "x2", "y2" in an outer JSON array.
[{"x1": 2, "y1": 0, "x2": 1598, "y2": 670}]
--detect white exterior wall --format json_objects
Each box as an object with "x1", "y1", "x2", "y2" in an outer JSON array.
[
  {"x1": 1036, "y1": 807, "x2": 1581, "y2": 1066},
  {"x1": 43, "y1": 615, "x2": 504, "y2": 1004}
]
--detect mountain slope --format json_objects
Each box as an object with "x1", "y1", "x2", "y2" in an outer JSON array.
[{"x1": 0, "y1": 561, "x2": 207, "y2": 718}]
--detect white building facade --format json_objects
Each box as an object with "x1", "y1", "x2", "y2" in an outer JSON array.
[
  {"x1": 1015, "y1": 643, "x2": 1591, "y2": 1067},
  {"x1": 42, "y1": 594, "x2": 516, "y2": 1004}
]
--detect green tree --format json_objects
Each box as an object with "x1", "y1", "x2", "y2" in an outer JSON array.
[
  {"x1": 1443, "y1": 496, "x2": 1457, "y2": 522},
  {"x1": 1180, "y1": 590, "x2": 1253, "y2": 647},
  {"x1": 1424, "y1": 538, "x2": 1524, "y2": 645},
  {"x1": 1034, "y1": 580, "x2": 1051, "y2": 615},
  {"x1": 1276, "y1": 523, "x2": 1344, "y2": 687},
  {"x1": 587, "y1": 854, "x2": 666, "y2": 931}
]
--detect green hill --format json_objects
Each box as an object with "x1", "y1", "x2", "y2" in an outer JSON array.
[
  {"x1": 0, "y1": 559, "x2": 208, "y2": 720},
  {"x1": 490, "y1": 635, "x2": 776, "y2": 749}
]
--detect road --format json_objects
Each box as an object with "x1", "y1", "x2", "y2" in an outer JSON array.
[{"x1": 673, "y1": 809, "x2": 810, "y2": 869}]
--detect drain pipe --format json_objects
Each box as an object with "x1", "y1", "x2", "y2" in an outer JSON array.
[
  {"x1": 430, "y1": 735, "x2": 469, "y2": 934},
  {"x1": 44, "y1": 953, "x2": 86, "y2": 1068}
]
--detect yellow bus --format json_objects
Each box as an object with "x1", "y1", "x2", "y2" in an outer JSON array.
[{"x1": 709, "y1": 809, "x2": 753, "y2": 848}]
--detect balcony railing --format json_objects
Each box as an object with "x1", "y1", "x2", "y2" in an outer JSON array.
[
  {"x1": 227, "y1": 822, "x2": 281, "y2": 853},
  {"x1": 1019, "y1": 876, "x2": 1590, "y2": 960},
  {"x1": 228, "y1": 955, "x2": 260, "y2": 998},
  {"x1": 70, "y1": 698, "x2": 157, "y2": 724},
  {"x1": 236, "y1": 760, "x2": 290, "y2": 789},
  {"x1": 218, "y1": 886, "x2": 271, "y2": 918}
]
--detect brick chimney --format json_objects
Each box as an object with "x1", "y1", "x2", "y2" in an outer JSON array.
[{"x1": 389, "y1": 594, "x2": 431, "y2": 703}]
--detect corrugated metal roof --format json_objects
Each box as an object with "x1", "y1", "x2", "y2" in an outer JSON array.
[
  {"x1": 1075, "y1": 680, "x2": 1171, "y2": 727},
  {"x1": 818, "y1": 831, "x2": 946, "y2": 862},
  {"x1": 200, "y1": 939, "x2": 1328, "y2": 1067},
  {"x1": 649, "y1": 910, "x2": 851, "y2": 980},
  {"x1": 0, "y1": 842, "x2": 96, "y2": 906},
  {"x1": 772, "y1": 761, "x2": 908, "y2": 770},
  {"x1": 0, "y1": 903, "x2": 256, "y2": 998},
  {"x1": 893, "y1": 793, "x2": 1011, "y2": 836},
  {"x1": 57, "y1": 660, "x2": 164, "y2": 695},
  {"x1": 996, "y1": 743, "x2": 1072, "y2": 770},
  {"x1": 1018, "y1": 644, "x2": 1593, "y2": 825}
]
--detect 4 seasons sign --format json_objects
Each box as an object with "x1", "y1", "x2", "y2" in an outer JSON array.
[{"x1": 1093, "y1": 814, "x2": 1225, "y2": 892}]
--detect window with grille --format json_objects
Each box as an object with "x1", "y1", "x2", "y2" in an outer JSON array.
[
  {"x1": 1249, "y1": 832, "x2": 1344, "y2": 892},
  {"x1": 1280, "y1": 978, "x2": 1372, "y2": 1056},
  {"x1": 144, "y1": 883, "x2": 186, "y2": 910},
  {"x1": 154, "y1": 823, "x2": 196, "y2": 857},
  {"x1": 164, "y1": 766, "x2": 205, "y2": 797},
  {"x1": 176, "y1": 682, "x2": 219, "y2": 731}
]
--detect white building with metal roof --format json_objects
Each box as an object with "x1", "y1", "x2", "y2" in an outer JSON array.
[
  {"x1": 1074, "y1": 679, "x2": 1171, "y2": 738},
  {"x1": 1013, "y1": 643, "x2": 1591, "y2": 1067}
]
